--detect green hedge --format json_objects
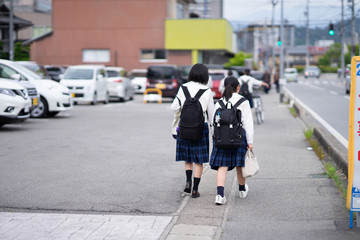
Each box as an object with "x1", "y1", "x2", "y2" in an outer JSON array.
[{"x1": 318, "y1": 65, "x2": 338, "y2": 73}]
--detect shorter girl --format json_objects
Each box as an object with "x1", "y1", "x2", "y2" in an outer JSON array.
[{"x1": 210, "y1": 76, "x2": 254, "y2": 205}]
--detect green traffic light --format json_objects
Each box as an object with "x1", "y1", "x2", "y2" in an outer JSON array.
[
  {"x1": 277, "y1": 41, "x2": 282, "y2": 46},
  {"x1": 329, "y1": 30, "x2": 334, "y2": 36}
]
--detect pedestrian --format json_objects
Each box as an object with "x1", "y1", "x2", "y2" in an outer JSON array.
[
  {"x1": 210, "y1": 76, "x2": 254, "y2": 205},
  {"x1": 171, "y1": 63, "x2": 215, "y2": 198},
  {"x1": 218, "y1": 69, "x2": 234, "y2": 94},
  {"x1": 262, "y1": 70, "x2": 271, "y2": 94},
  {"x1": 273, "y1": 68, "x2": 280, "y2": 93},
  {"x1": 238, "y1": 69, "x2": 269, "y2": 108}
]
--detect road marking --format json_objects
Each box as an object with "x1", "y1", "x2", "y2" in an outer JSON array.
[
  {"x1": 314, "y1": 80, "x2": 320, "y2": 84},
  {"x1": 330, "y1": 91, "x2": 338, "y2": 95},
  {"x1": 284, "y1": 87, "x2": 348, "y2": 148},
  {"x1": 344, "y1": 95, "x2": 351, "y2": 100},
  {"x1": 323, "y1": 80, "x2": 329, "y2": 84}
]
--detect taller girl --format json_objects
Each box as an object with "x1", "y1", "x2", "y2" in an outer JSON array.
[{"x1": 171, "y1": 63, "x2": 215, "y2": 198}]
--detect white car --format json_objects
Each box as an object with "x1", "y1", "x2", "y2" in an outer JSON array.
[
  {"x1": 0, "y1": 59, "x2": 73, "y2": 118},
  {"x1": 61, "y1": 65, "x2": 109, "y2": 105},
  {"x1": 129, "y1": 69, "x2": 147, "y2": 94},
  {"x1": 284, "y1": 68, "x2": 298, "y2": 82},
  {"x1": 0, "y1": 79, "x2": 31, "y2": 127},
  {"x1": 105, "y1": 67, "x2": 135, "y2": 101}
]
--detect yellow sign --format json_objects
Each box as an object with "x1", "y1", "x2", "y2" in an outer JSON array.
[{"x1": 32, "y1": 97, "x2": 38, "y2": 106}]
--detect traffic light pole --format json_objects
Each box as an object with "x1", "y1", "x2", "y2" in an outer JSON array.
[
  {"x1": 271, "y1": 0, "x2": 278, "y2": 70},
  {"x1": 9, "y1": 0, "x2": 14, "y2": 61},
  {"x1": 279, "y1": 0, "x2": 284, "y2": 103},
  {"x1": 305, "y1": 0, "x2": 309, "y2": 68},
  {"x1": 341, "y1": 0, "x2": 345, "y2": 79}
]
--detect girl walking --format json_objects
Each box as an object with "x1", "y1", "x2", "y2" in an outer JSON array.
[
  {"x1": 171, "y1": 63, "x2": 214, "y2": 198},
  {"x1": 210, "y1": 76, "x2": 254, "y2": 205}
]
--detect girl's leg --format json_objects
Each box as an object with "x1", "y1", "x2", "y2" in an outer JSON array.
[
  {"x1": 184, "y1": 162, "x2": 193, "y2": 193},
  {"x1": 236, "y1": 166, "x2": 248, "y2": 198},
  {"x1": 236, "y1": 166, "x2": 246, "y2": 185},
  {"x1": 216, "y1": 167, "x2": 228, "y2": 197},
  {"x1": 192, "y1": 163, "x2": 203, "y2": 198}
]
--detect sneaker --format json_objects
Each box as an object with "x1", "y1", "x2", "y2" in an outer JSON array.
[
  {"x1": 239, "y1": 184, "x2": 249, "y2": 199},
  {"x1": 215, "y1": 195, "x2": 226, "y2": 205}
]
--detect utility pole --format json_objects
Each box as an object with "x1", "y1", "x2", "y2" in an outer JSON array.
[
  {"x1": 204, "y1": 0, "x2": 208, "y2": 18},
  {"x1": 279, "y1": 0, "x2": 284, "y2": 102},
  {"x1": 305, "y1": 0, "x2": 310, "y2": 68},
  {"x1": 341, "y1": 0, "x2": 345, "y2": 79},
  {"x1": 271, "y1": 0, "x2": 278, "y2": 70},
  {"x1": 9, "y1": 0, "x2": 14, "y2": 61},
  {"x1": 351, "y1": 0, "x2": 355, "y2": 58}
]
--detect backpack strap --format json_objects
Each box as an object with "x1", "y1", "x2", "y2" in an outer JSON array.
[
  {"x1": 233, "y1": 97, "x2": 247, "y2": 109},
  {"x1": 218, "y1": 99, "x2": 226, "y2": 109},
  {"x1": 182, "y1": 86, "x2": 207, "y2": 101},
  {"x1": 182, "y1": 86, "x2": 191, "y2": 99},
  {"x1": 194, "y1": 88, "x2": 207, "y2": 100}
]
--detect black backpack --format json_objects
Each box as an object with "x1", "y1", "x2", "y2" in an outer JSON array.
[
  {"x1": 213, "y1": 98, "x2": 247, "y2": 149},
  {"x1": 178, "y1": 86, "x2": 207, "y2": 141},
  {"x1": 239, "y1": 78, "x2": 251, "y2": 101}
]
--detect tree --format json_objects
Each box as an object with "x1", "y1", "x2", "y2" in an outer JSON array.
[
  {"x1": 318, "y1": 43, "x2": 341, "y2": 67},
  {"x1": 224, "y1": 51, "x2": 252, "y2": 68},
  {"x1": 14, "y1": 42, "x2": 30, "y2": 61}
]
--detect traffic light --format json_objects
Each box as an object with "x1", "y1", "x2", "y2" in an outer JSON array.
[
  {"x1": 328, "y1": 23, "x2": 334, "y2": 36},
  {"x1": 277, "y1": 36, "x2": 282, "y2": 46}
]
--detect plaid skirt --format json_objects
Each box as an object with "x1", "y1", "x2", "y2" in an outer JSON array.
[
  {"x1": 210, "y1": 130, "x2": 248, "y2": 171},
  {"x1": 176, "y1": 123, "x2": 209, "y2": 164}
]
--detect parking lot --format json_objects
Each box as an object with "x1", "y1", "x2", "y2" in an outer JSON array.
[{"x1": 0, "y1": 95, "x2": 184, "y2": 215}]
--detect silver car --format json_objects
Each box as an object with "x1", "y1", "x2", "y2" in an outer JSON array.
[{"x1": 304, "y1": 66, "x2": 321, "y2": 78}]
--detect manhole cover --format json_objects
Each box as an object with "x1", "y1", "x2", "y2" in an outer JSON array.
[{"x1": 308, "y1": 173, "x2": 329, "y2": 178}]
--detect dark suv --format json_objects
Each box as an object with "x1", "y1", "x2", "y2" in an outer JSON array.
[{"x1": 146, "y1": 65, "x2": 182, "y2": 98}]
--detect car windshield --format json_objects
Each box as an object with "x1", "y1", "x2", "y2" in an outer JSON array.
[
  {"x1": 130, "y1": 72, "x2": 146, "y2": 78},
  {"x1": 106, "y1": 70, "x2": 120, "y2": 78},
  {"x1": 209, "y1": 73, "x2": 225, "y2": 81},
  {"x1": 13, "y1": 62, "x2": 43, "y2": 80},
  {"x1": 307, "y1": 67, "x2": 318, "y2": 70},
  {"x1": 148, "y1": 67, "x2": 174, "y2": 79},
  {"x1": 64, "y1": 68, "x2": 93, "y2": 79},
  {"x1": 285, "y1": 69, "x2": 296, "y2": 73}
]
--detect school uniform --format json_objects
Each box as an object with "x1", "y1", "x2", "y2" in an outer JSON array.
[
  {"x1": 238, "y1": 75, "x2": 263, "y2": 108},
  {"x1": 171, "y1": 81, "x2": 215, "y2": 164},
  {"x1": 210, "y1": 93, "x2": 254, "y2": 170}
]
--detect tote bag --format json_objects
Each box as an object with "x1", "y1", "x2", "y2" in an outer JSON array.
[{"x1": 242, "y1": 149, "x2": 259, "y2": 178}]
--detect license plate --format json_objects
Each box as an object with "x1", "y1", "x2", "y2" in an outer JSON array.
[
  {"x1": 32, "y1": 97, "x2": 38, "y2": 106},
  {"x1": 71, "y1": 93, "x2": 75, "y2": 98},
  {"x1": 155, "y1": 83, "x2": 166, "y2": 89}
]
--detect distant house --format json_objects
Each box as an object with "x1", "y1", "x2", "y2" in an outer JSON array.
[{"x1": 24, "y1": 0, "x2": 236, "y2": 71}]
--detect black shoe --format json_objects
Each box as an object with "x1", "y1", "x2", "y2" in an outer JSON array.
[
  {"x1": 184, "y1": 182, "x2": 192, "y2": 193},
  {"x1": 191, "y1": 190, "x2": 200, "y2": 198}
]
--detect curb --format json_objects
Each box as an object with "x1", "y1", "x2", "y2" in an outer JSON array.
[{"x1": 283, "y1": 87, "x2": 349, "y2": 176}]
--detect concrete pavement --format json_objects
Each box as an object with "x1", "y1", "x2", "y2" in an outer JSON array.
[{"x1": 1, "y1": 90, "x2": 360, "y2": 239}]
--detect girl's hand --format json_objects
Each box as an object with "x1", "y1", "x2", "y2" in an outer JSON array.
[{"x1": 247, "y1": 144, "x2": 253, "y2": 150}]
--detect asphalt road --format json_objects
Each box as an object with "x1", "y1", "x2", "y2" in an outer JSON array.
[
  {"x1": 285, "y1": 73, "x2": 350, "y2": 140},
  {"x1": 0, "y1": 95, "x2": 185, "y2": 214}
]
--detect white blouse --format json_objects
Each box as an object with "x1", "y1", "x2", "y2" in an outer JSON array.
[
  {"x1": 213, "y1": 93, "x2": 254, "y2": 144},
  {"x1": 171, "y1": 81, "x2": 215, "y2": 135}
]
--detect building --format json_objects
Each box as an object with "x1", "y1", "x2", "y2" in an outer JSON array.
[
  {"x1": 24, "y1": 0, "x2": 236, "y2": 71},
  {"x1": 189, "y1": 0, "x2": 223, "y2": 18}
]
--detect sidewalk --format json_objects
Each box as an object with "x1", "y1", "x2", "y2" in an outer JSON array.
[{"x1": 164, "y1": 90, "x2": 360, "y2": 240}]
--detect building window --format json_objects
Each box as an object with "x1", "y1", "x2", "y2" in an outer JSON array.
[
  {"x1": 140, "y1": 49, "x2": 167, "y2": 62},
  {"x1": 82, "y1": 49, "x2": 110, "y2": 63}
]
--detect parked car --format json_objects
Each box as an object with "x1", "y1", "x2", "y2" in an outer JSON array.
[
  {"x1": 146, "y1": 65, "x2": 182, "y2": 98},
  {"x1": 304, "y1": 66, "x2": 321, "y2": 78},
  {"x1": 284, "y1": 68, "x2": 298, "y2": 82},
  {"x1": 61, "y1": 65, "x2": 109, "y2": 105},
  {"x1": 0, "y1": 59, "x2": 72, "y2": 118},
  {"x1": 44, "y1": 65, "x2": 66, "y2": 82},
  {"x1": 0, "y1": 79, "x2": 31, "y2": 127},
  {"x1": 178, "y1": 65, "x2": 214, "y2": 88},
  {"x1": 209, "y1": 69, "x2": 239, "y2": 98},
  {"x1": 16, "y1": 61, "x2": 51, "y2": 79},
  {"x1": 0, "y1": 61, "x2": 39, "y2": 111},
  {"x1": 105, "y1": 67, "x2": 135, "y2": 101},
  {"x1": 129, "y1": 69, "x2": 147, "y2": 94}
]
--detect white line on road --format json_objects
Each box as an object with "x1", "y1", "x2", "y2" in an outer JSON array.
[
  {"x1": 330, "y1": 91, "x2": 338, "y2": 95},
  {"x1": 344, "y1": 95, "x2": 350, "y2": 100}
]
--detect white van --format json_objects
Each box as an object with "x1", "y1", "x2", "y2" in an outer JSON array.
[{"x1": 61, "y1": 65, "x2": 109, "y2": 105}]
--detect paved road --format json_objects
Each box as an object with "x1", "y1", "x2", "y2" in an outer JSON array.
[
  {"x1": 0, "y1": 95, "x2": 184, "y2": 214},
  {"x1": 285, "y1": 73, "x2": 349, "y2": 140}
]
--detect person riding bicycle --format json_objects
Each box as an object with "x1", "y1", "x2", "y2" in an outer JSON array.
[{"x1": 238, "y1": 69, "x2": 269, "y2": 108}]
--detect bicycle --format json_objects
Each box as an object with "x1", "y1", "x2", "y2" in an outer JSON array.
[{"x1": 252, "y1": 87, "x2": 264, "y2": 125}]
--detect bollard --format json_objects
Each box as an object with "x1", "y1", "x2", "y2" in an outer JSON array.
[{"x1": 143, "y1": 88, "x2": 162, "y2": 104}]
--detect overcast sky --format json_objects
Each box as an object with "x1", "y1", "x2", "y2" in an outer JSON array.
[{"x1": 223, "y1": 0, "x2": 357, "y2": 28}]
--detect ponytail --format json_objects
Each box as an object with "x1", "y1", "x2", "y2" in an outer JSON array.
[{"x1": 222, "y1": 76, "x2": 239, "y2": 101}]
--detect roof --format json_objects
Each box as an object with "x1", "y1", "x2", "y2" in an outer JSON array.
[
  {"x1": 0, "y1": 3, "x2": 32, "y2": 30},
  {"x1": 23, "y1": 31, "x2": 52, "y2": 46}
]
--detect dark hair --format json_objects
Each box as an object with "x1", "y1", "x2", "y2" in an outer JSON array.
[
  {"x1": 188, "y1": 63, "x2": 209, "y2": 85},
  {"x1": 228, "y1": 70, "x2": 233, "y2": 76},
  {"x1": 244, "y1": 69, "x2": 251, "y2": 75},
  {"x1": 223, "y1": 76, "x2": 239, "y2": 101}
]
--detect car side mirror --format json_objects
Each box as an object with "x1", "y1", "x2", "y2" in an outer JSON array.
[
  {"x1": 59, "y1": 74, "x2": 64, "y2": 79},
  {"x1": 11, "y1": 74, "x2": 21, "y2": 81}
]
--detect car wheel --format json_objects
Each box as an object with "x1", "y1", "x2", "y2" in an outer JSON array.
[
  {"x1": 0, "y1": 123, "x2": 5, "y2": 128},
  {"x1": 104, "y1": 92, "x2": 109, "y2": 104},
  {"x1": 91, "y1": 92, "x2": 97, "y2": 105},
  {"x1": 48, "y1": 111, "x2": 59, "y2": 117},
  {"x1": 74, "y1": 101, "x2": 77, "y2": 105},
  {"x1": 31, "y1": 96, "x2": 48, "y2": 118}
]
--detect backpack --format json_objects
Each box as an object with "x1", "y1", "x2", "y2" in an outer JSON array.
[
  {"x1": 213, "y1": 98, "x2": 247, "y2": 149},
  {"x1": 239, "y1": 78, "x2": 251, "y2": 101},
  {"x1": 178, "y1": 86, "x2": 207, "y2": 141}
]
